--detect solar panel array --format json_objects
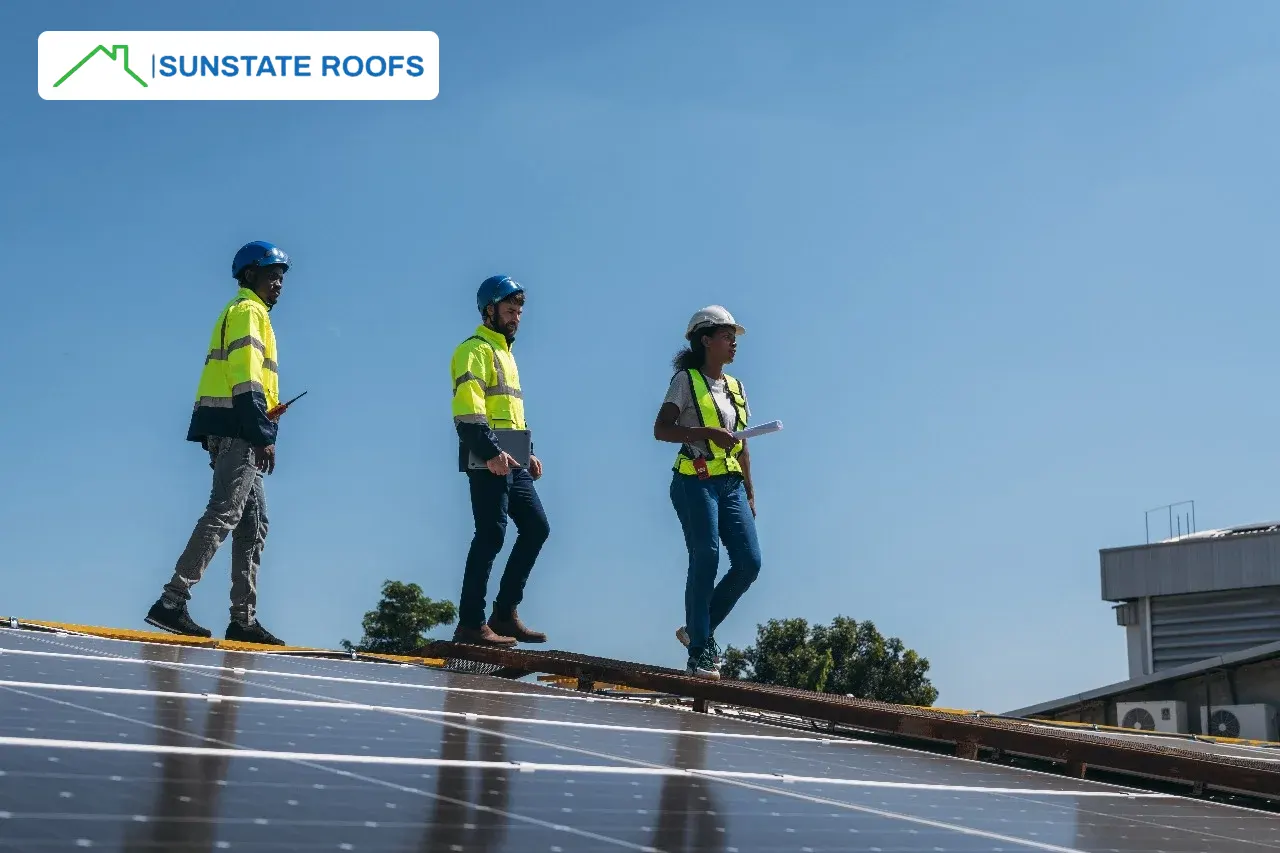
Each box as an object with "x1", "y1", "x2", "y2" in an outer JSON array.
[{"x1": 2, "y1": 626, "x2": 1279, "y2": 852}]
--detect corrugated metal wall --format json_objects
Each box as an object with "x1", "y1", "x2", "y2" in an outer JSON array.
[
  {"x1": 1151, "y1": 587, "x2": 1280, "y2": 671},
  {"x1": 1101, "y1": 534, "x2": 1280, "y2": 601}
]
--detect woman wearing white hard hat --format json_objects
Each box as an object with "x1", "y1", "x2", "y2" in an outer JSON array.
[{"x1": 653, "y1": 305, "x2": 762, "y2": 680}]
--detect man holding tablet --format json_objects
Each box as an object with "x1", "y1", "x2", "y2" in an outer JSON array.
[{"x1": 448, "y1": 275, "x2": 550, "y2": 647}]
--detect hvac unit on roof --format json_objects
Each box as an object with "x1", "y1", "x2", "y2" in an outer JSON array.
[
  {"x1": 1199, "y1": 704, "x2": 1279, "y2": 742},
  {"x1": 1115, "y1": 700, "x2": 1188, "y2": 734}
]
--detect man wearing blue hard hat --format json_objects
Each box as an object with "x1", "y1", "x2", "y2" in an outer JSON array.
[
  {"x1": 448, "y1": 275, "x2": 550, "y2": 646},
  {"x1": 143, "y1": 240, "x2": 293, "y2": 646}
]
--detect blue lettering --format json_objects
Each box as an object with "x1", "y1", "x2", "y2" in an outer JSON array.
[
  {"x1": 257, "y1": 56, "x2": 277, "y2": 77},
  {"x1": 178, "y1": 56, "x2": 198, "y2": 78},
  {"x1": 365, "y1": 56, "x2": 386, "y2": 77},
  {"x1": 342, "y1": 55, "x2": 364, "y2": 76},
  {"x1": 200, "y1": 56, "x2": 219, "y2": 76},
  {"x1": 240, "y1": 55, "x2": 258, "y2": 73},
  {"x1": 387, "y1": 56, "x2": 405, "y2": 76},
  {"x1": 295, "y1": 56, "x2": 311, "y2": 76},
  {"x1": 322, "y1": 55, "x2": 340, "y2": 76},
  {"x1": 159, "y1": 56, "x2": 176, "y2": 77},
  {"x1": 407, "y1": 56, "x2": 424, "y2": 77},
  {"x1": 222, "y1": 56, "x2": 239, "y2": 77}
]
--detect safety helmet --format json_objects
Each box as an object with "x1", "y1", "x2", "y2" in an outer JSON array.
[
  {"x1": 685, "y1": 305, "x2": 746, "y2": 340},
  {"x1": 476, "y1": 275, "x2": 525, "y2": 315},
  {"x1": 232, "y1": 241, "x2": 291, "y2": 279}
]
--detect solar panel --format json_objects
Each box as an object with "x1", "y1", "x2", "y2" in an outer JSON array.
[{"x1": 2, "y1": 626, "x2": 1279, "y2": 852}]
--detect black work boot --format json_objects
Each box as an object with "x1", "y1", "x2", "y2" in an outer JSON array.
[
  {"x1": 488, "y1": 607, "x2": 547, "y2": 644},
  {"x1": 145, "y1": 599, "x2": 212, "y2": 638},
  {"x1": 452, "y1": 623, "x2": 517, "y2": 647},
  {"x1": 225, "y1": 619, "x2": 285, "y2": 646}
]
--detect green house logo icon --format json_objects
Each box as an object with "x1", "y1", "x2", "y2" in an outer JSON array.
[{"x1": 53, "y1": 44, "x2": 147, "y2": 88}]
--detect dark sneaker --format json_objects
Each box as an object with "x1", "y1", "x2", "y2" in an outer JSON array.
[
  {"x1": 145, "y1": 599, "x2": 212, "y2": 638},
  {"x1": 225, "y1": 620, "x2": 285, "y2": 646},
  {"x1": 677, "y1": 627, "x2": 723, "y2": 667},
  {"x1": 453, "y1": 624, "x2": 517, "y2": 647},
  {"x1": 708, "y1": 636, "x2": 725, "y2": 668},
  {"x1": 488, "y1": 608, "x2": 546, "y2": 644},
  {"x1": 686, "y1": 646, "x2": 721, "y2": 680}
]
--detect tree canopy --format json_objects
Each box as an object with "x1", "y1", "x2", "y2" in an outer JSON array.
[
  {"x1": 720, "y1": 616, "x2": 939, "y2": 706},
  {"x1": 340, "y1": 580, "x2": 457, "y2": 656}
]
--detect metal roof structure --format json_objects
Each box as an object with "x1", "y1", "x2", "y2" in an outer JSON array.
[
  {"x1": 1108, "y1": 520, "x2": 1280, "y2": 551},
  {"x1": 1004, "y1": 639, "x2": 1280, "y2": 719},
  {"x1": 3, "y1": 619, "x2": 1280, "y2": 851}
]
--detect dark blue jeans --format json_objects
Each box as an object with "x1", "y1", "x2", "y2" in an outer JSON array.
[
  {"x1": 458, "y1": 467, "x2": 551, "y2": 629},
  {"x1": 670, "y1": 472, "x2": 762, "y2": 656}
]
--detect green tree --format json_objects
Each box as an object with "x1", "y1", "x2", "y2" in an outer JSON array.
[
  {"x1": 340, "y1": 580, "x2": 457, "y2": 655},
  {"x1": 720, "y1": 616, "x2": 939, "y2": 706}
]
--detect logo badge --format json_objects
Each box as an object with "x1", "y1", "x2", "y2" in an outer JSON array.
[{"x1": 38, "y1": 31, "x2": 440, "y2": 100}]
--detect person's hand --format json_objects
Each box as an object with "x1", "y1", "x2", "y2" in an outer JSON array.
[
  {"x1": 703, "y1": 428, "x2": 740, "y2": 450},
  {"x1": 529, "y1": 454, "x2": 543, "y2": 480},
  {"x1": 747, "y1": 493, "x2": 756, "y2": 517},
  {"x1": 486, "y1": 451, "x2": 520, "y2": 476},
  {"x1": 254, "y1": 444, "x2": 276, "y2": 475},
  {"x1": 267, "y1": 404, "x2": 286, "y2": 422}
]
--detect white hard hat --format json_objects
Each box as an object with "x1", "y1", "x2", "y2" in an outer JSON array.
[{"x1": 685, "y1": 305, "x2": 746, "y2": 340}]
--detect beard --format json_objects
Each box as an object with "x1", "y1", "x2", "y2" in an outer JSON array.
[{"x1": 488, "y1": 317, "x2": 518, "y2": 343}]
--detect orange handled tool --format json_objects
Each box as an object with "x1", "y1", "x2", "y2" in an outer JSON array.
[{"x1": 267, "y1": 390, "x2": 308, "y2": 421}]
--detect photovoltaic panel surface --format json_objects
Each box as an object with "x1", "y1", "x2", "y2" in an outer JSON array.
[{"x1": 2, "y1": 627, "x2": 1279, "y2": 852}]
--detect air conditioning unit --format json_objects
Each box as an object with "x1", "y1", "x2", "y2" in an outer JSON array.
[
  {"x1": 1200, "y1": 704, "x2": 1279, "y2": 742},
  {"x1": 1115, "y1": 700, "x2": 1188, "y2": 734}
]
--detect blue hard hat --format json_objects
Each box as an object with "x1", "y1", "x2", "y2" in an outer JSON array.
[
  {"x1": 232, "y1": 241, "x2": 291, "y2": 279},
  {"x1": 476, "y1": 275, "x2": 524, "y2": 314}
]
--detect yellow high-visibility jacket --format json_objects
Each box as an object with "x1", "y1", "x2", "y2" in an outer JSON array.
[
  {"x1": 450, "y1": 324, "x2": 526, "y2": 467},
  {"x1": 186, "y1": 288, "x2": 280, "y2": 447}
]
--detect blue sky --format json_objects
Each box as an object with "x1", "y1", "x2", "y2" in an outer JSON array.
[{"x1": 4, "y1": 0, "x2": 1280, "y2": 714}]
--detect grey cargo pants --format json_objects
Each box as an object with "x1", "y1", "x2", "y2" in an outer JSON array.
[{"x1": 162, "y1": 436, "x2": 268, "y2": 625}]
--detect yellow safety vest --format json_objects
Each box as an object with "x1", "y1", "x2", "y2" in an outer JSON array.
[
  {"x1": 673, "y1": 369, "x2": 748, "y2": 477},
  {"x1": 186, "y1": 288, "x2": 280, "y2": 446},
  {"x1": 450, "y1": 324, "x2": 527, "y2": 431}
]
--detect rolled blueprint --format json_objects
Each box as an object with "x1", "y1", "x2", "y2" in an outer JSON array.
[{"x1": 733, "y1": 420, "x2": 783, "y2": 440}]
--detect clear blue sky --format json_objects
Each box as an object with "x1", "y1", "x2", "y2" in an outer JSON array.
[{"x1": 4, "y1": 0, "x2": 1280, "y2": 714}]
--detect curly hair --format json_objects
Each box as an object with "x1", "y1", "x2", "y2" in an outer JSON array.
[{"x1": 671, "y1": 324, "x2": 731, "y2": 372}]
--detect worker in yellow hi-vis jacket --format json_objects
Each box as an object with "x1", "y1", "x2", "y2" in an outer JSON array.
[
  {"x1": 145, "y1": 241, "x2": 293, "y2": 647},
  {"x1": 449, "y1": 275, "x2": 550, "y2": 648}
]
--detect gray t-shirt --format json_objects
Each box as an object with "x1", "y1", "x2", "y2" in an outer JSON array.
[{"x1": 663, "y1": 370, "x2": 750, "y2": 458}]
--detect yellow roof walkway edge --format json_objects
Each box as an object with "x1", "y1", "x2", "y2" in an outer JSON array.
[{"x1": 4, "y1": 616, "x2": 446, "y2": 667}]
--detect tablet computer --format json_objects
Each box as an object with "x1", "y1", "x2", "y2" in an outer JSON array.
[{"x1": 466, "y1": 428, "x2": 533, "y2": 471}]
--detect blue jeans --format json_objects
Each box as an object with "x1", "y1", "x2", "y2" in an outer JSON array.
[
  {"x1": 458, "y1": 467, "x2": 551, "y2": 629},
  {"x1": 670, "y1": 472, "x2": 762, "y2": 656}
]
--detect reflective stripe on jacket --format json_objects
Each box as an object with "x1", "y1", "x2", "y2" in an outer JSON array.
[
  {"x1": 186, "y1": 288, "x2": 280, "y2": 447},
  {"x1": 673, "y1": 369, "x2": 747, "y2": 477}
]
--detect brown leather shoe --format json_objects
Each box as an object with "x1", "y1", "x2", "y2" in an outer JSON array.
[
  {"x1": 488, "y1": 608, "x2": 547, "y2": 644},
  {"x1": 452, "y1": 624, "x2": 517, "y2": 647}
]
